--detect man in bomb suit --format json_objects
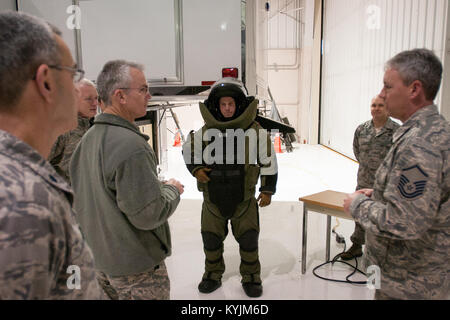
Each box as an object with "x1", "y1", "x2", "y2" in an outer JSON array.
[{"x1": 183, "y1": 79, "x2": 278, "y2": 298}]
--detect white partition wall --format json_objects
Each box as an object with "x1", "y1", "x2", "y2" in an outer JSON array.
[
  {"x1": 247, "y1": 0, "x2": 306, "y2": 134},
  {"x1": 0, "y1": 0, "x2": 16, "y2": 11},
  {"x1": 18, "y1": 0, "x2": 182, "y2": 84},
  {"x1": 320, "y1": 0, "x2": 449, "y2": 158},
  {"x1": 182, "y1": 0, "x2": 241, "y2": 85},
  {"x1": 78, "y1": 0, "x2": 180, "y2": 83},
  {"x1": 17, "y1": 0, "x2": 76, "y2": 62}
]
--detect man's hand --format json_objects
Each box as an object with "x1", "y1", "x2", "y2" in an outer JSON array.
[
  {"x1": 165, "y1": 178, "x2": 184, "y2": 195},
  {"x1": 358, "y1": 188, "x2": 373, "y2": 197},
  {"x1": 194, "y1": 168, "x2": 212, "y2": 183},
  {"x1": 343, "y1": 189, "x2": 373, "y2": 215},
  {"x1": 257, "y1": 192, "x2": 272, "y2": 207}
]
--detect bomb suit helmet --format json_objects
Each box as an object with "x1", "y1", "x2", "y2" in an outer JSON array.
[{"x1": 205, "y1": 78, "x2": 251, "y2": 121}]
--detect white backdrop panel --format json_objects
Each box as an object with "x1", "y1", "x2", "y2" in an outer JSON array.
[
  {"x1": 320, "y1": 0, "x2": 448, "y2": 158},
  {"x1": 18, "y1": 0, "x2": 181, "y2": 83},
  {"x1": 17, "y1": 0, "x2": 76, "y2": 60},
  {"x1": 79, "y1": 0, "x2": 179, "y2": 82},
  {"x1": 0, "y1": 0, "x2": 16, "y2": 11},
  {"x1": 182, "y1": 0, "x2": 241, "y2": 85}
]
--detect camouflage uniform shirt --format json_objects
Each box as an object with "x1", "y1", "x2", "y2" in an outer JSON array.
[
  {"x1": 353, "y1": 118, "x2": 399, "y2": 189},
  {"x1": 350, "y1": 105, "x2": 450, "y2": 299},
  {"x1": 0, "y1": 129, "x2": 103, "y2": 299},
  {"x1": 48, "y1": 115, "x2": 92, "y2": 184}
]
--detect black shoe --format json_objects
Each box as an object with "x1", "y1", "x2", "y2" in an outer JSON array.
[
  {"x1": 242, "y1": 282, "x2": 263, "y2": 298},
  {"x1": 198, "y1": 279, "x2": 221, "y2": 294},
  {"x1": 339, "y1": 244, "x2": 363, "y2": 261}
]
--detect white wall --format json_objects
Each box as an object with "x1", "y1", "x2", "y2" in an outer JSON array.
[
  {"x1": 299, "y1": 0, "x2": 321, "y2": 145},
  {"x1": 0, "y1": 0, "x2": 16, "y2": 11},
  {"x1": 245, "y1": 0, "x2": 258, "y2": 97},
  {"x1": 320, "y1": 0, "x2": 449, "y2": 158},
  {"x1": 246, "y1": 0, "x2": 269, "y2": 98},
  {"x1": 247, "y1": 0, "x2": 323, "y2": 145},
  {"x1": 182, "y1": 0, "x2": 242, "y2": 86},
  {"x1": 267, "y1": 0, "x2": 303, "y2": 133},
  {"x1": 249, "y1": 0, "x2": 304, "y2": 136},
  {"x1": 17, "y1": 0, "x2": 76, "y2": 61},
  {"x1": 441, "y1": 2, "x2": 450, "y2": 121},
  {"x1": 78, "y1": 0, "x2": 179, "y2": 82}
]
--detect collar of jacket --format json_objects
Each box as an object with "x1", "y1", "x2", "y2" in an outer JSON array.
[
  {"x1": 199, "y1": 99, "x2": 259, "y2": 130},
  {"x1": 93, "y1": 113, "x2": 150, "y2": 141},
  {"x1": 77, "y1": 115, "x2": 91, "y2": 131},
  {"x1": 384, "y1": 118, "x2": 399, "y2": 130},
  {"x1": 369, "y1": 117, "x2": 398, "y2": 135},
  {"x1": 392, "y1": 104, "x2": 438, "y2": 143}
]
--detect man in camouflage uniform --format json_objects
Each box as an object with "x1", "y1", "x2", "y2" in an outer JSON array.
[
  {"x1": 340, "y1": 96, "x2": 399, "y2": 260},
  {"x1": 344, "y1": 49, "x2": 450, "y2": 300},
  {"x1": 48, "y1": 79, "x2": 98, "y2": 184},
  {"x1": 70, "y1": 60, "x2": 184, "y2": 300},
  {"x1": 0, "y1": 12, "x2": 103, "y2": 299}
]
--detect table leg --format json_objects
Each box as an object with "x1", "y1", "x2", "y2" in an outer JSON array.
[
  {"x1": 326, "y1": 215, "x2": 331, "y2": 261},
  {"x1": 301, "y1": 205, "x2": 308, "y2": 274}
]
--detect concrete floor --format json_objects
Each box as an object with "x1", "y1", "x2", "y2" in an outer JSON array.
[{"x1": 163, "y1": 143, "x2": 375, "y2": 300}]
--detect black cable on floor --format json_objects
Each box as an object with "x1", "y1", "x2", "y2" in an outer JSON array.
[{"x1": 312, "y1": 232, "x2": 367, "y2": 285}]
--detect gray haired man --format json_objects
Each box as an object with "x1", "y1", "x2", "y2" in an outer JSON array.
[
  {"x1": 49, "y1": 79, "x2": 98, "y2": 184},
  {"x1": 0, "y1": 11, "x2": 102, "y2": 299},
  {"x1": 344, "y1": 49, "x2": 450, "y2": 300},
  {"x1": 70, "y1": 60, "x2": 184, "y2": 300}
]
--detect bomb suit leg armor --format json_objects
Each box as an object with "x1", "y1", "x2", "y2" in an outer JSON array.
[{"x1": 183, "y1": 78, "x2": 277, "y2": 295}]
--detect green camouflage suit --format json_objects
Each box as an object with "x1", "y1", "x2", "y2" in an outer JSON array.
[{"x1": 183, "y1": 99, "x2": 278, "y2": 284}]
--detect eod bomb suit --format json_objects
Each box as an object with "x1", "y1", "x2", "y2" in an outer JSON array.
[{"x1": 182, "y1": 81, "x2": 278, "y2": 297}]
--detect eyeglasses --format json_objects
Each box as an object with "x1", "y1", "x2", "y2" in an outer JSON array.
[
  {"x1": 48, "y1": 65, "x2": 85, "y2": 82},
  {"x1": 118, "y1": 86, "x2": 150, "y2": 95}
]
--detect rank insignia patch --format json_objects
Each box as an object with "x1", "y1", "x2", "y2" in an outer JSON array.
[{"x1": 397, "y1": 165, "x2": 428, "y2": 199}]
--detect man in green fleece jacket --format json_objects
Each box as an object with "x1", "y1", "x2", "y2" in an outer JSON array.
[{"x1": 69, "y1": 60, "x2": 184, "y2": 300}]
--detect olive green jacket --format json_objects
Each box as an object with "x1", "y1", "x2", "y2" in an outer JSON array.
[
  {"x1": 183, "y1": 99, "x2": 278, "y2": 202},
  {"x1": 70, "y1": 113, "x2": 180, "y2": 276}
]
